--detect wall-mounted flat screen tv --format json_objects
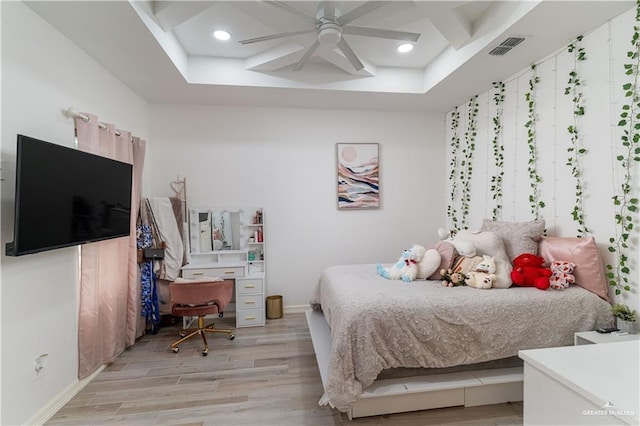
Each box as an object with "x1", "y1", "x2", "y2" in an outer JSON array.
[{"x1": 5, "y1": 134, "x2": 133, "y2": 256}]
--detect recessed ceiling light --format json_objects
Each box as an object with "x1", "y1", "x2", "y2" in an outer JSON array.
[
  {"x1": 213, "y1": 30, "x2": 231, "y2": 41},
  {"x1": 397, "y1": 43, "x2": 414, "y2": 53}
]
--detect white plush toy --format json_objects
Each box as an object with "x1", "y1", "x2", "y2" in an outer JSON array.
[
  {"x1": 417, "y1": 249, "x2": 441, "y2": 280},
  {"x1": 437, "y1": 228, "x2": 477, "y2": 258},
  {"x1": 465, "y1": 255, "x2": 497, "y2": 289},
  {"x1": 377, "y1": 244, "x2": 431, "y2": 283}
]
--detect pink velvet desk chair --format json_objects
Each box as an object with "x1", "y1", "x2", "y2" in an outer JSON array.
[{"x1": 169, "y1": 279, "x2": 235, "y2": 356}]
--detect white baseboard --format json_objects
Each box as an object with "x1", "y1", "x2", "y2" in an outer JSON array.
[
  {"x1": 284, "y1": 304, "x2": 310, "y2": 314},
  {"x1": 26, "y1": 365, "x2": 106, "y2": 426}
]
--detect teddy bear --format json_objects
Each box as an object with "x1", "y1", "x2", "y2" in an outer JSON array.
[
  {"x1": 549, "y1": 260, "x2": 576, "y2": 290},
  {"x1": 377, "y1": 244, "x2": 429, "y2": 283},
  {"x1": 465, "y1": 255, "x2": 497, "y2": 289},
  {"x1": 511, "y1": 253, "x2": 552, "y2": 290}
]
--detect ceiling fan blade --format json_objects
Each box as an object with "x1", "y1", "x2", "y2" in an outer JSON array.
[
  {"x1": 239, "y1": 29, "x2": 316, "y2": 45},
  {"x1": 293, "y1": 39, "x2": 320, "y2": 71},
  {"x1": 336, "y1": 38, "x2": 364, "y2": 71},
  {"x1": 322, "y1": 1, "x2": 336, "y2": 19},
  {"x1": 266, "y1": 1, "x2": 317, "y2": 24},
  {"x1": 337, "y1": 1, "x2": 389, "y2": 26},
  {"x1": 342, "y1": 26, "x2": 420, "y2": 42}
]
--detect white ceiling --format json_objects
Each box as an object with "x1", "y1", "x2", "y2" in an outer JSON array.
[{"x1": 25, "y1": 1, "x2": 634, "y2": 112}]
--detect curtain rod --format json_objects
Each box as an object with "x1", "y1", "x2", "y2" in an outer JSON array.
[{"x1": 62, "y1": 107, "x2": 122, "y2": 137}]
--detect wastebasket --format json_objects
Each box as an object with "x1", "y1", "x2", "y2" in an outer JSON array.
[{"x1": 266, "y1": 295, "x2": 283, "y2": 319}]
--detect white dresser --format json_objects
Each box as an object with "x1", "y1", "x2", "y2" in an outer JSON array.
[{"x1": 519, "y1": 341, "x2": 639, "y2": 425}]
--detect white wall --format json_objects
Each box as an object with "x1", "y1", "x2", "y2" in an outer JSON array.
[
  {"x1": 0, "y1": 2, "x2": 148, "y2": 424},
  {"x1": 445, "y1": 8, "x2": 639, "y2": 312},
  {"x1": 146, "y1": 104, "x2": 446, "y2": 306}
]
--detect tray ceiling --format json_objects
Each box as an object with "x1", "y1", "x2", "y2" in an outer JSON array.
[{"x1": 25, "y1": 1, "x2": 635, "y2": 111}]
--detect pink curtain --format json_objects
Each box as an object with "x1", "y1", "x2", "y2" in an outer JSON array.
[{"x1": 75, "y1": 113, "x2": 146, "y2": 379}]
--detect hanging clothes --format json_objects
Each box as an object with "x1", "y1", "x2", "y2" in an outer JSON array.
[
  {"x1": 146, "y1": 197, "x2": 184, "y2": 281},
  {"x1": 137, "y1": 224, "x2": 160, "y2": 331}
]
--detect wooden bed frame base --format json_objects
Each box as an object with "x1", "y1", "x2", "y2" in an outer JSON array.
[{"x1": 306, "y1": 310, "x2": 524, "y2": 420}]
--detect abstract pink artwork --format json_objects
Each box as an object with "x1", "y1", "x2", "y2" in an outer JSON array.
[{"x1": 337, "y1": 143, "x2": 379, "y2": 209}]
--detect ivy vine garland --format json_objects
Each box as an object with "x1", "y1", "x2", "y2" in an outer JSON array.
[
  {"x1": 524, "y1": 65, "x2": 545, "y2": 219},
  {"x1": 447, "y1": 107, "x2": 461, "y2": 232},
  {"x1": 565, "y1": 36, "x2": 590, "y2": 236},
  {"x1": 460, "y1": 95, "x2": 479, "y2": 230},
  {"x1": 607, "y1": 1, "x2": 640, "y2": 296},
  {"x1": 490, "y1": 82, "x2": 505, "y2": 221}
]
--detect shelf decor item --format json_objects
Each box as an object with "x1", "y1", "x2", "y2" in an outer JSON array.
[
  {"x1": 337, "y1": 143, "x2": 379, "y2": 209},
  {"x1": 611, "y1": 303, "x2": 637, "y2": 334}
]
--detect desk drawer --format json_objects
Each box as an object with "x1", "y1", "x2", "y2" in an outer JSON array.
[
  {"x1": 236, "y1": 294, "x2": 264, "y2": 310},
  {"x1": 183, "y1": 266, "x2": 245, "y2": 279},
  {"x1": 236, "y1": 279, "x2": 263, "y2": 295},
  {"x1": 237, "y1": 309, "x2": 265, "y2": 327}
]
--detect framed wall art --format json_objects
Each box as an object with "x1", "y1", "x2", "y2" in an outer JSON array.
[{"x1": 336, "y1": 143, "x2": 379, "y2": 209}]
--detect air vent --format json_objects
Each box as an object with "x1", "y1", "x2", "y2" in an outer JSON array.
[
  {"x1": 500, "y1": 37, "x2": 525, "y2": 48},
  {"x1": 488, "y1": 36, "x2": 526, "y2": 56},
  {"x1": 489, "y1": 46, "x2": 512, "y2": 56}
]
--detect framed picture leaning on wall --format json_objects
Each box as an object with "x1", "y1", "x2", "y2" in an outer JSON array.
[{"x1": 336, "y1": 143, "x2": 379, "y2": 209}]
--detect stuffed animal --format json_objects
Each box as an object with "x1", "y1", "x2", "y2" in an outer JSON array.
[
  {"x1": 511, "y1": 253, "x2": 552, "y2": 290},
  {"x1": 440, "y1": 255, "x2": 483, "y2": 287},
  {"x1": 465, "y1": 255, "x2": 497, "y2": 289},
  {"x1": 377, "y1": 244, "x2": 427, "y2": 283},
  {"x1": 437, "y1": 227, "x2": 477, "y2": 258},
  {"x1": 549, "y1": 260, "x2": 576, "y2": 290},
  {"x1": 440, "y1": 268, "x2": 467, "y2": 287}
]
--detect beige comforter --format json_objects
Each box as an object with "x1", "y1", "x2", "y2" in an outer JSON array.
[{"x1": 309, "y1": 264, "x2": 612, "y2": 412}]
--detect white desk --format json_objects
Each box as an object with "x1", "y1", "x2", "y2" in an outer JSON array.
[{"x1": 519, "y1": 341, "x2": 639, "y2": 425}]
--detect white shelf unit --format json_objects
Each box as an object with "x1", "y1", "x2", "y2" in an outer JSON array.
[
  {"x1": 182, "y1": 207, "x2": 266, "y2": 328},
  {"x1": 574, "y1": 330, "x2": 640, "y2": 345}
]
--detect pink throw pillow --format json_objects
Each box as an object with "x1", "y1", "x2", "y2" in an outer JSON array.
[
  {"x1": 538, "y1": 236, "x2": 609, "y2": 301},
  {"x1": 427, "y1": 241, "x2": 457, "y2": 280}
]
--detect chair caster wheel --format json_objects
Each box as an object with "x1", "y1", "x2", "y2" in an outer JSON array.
[
  {"x1": 172, "y1": 347, "x2": 179, "y2": 353},
  {"x1": 179, "y1": 332, "x2": 186, "y2": 338},
  {"x1": 229, "y1": 334, "x2": 235, "y2": 340},
  {"x1": 202, "y1": 349, "x2": 208, "y2": 356}
]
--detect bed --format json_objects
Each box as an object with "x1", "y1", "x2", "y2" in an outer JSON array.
[{"x1": 308, "y1": 263, "x2": 613, "y2": 417}]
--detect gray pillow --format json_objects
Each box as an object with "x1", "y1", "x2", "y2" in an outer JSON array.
[{"x1": 480, "y1": 219, "x2": 545, "y2": 262}]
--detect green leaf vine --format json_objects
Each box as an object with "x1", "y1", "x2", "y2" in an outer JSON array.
[
  {"x1": 460, "y1": 95, "x2": 479, "y2": 230},
  {"x1": 490, "y1": 82, "x2": 505, "y2": 221},
  {"x1": 447, "y1": 107, "x2": 462, "y2": 232},
  {"x1": 564, "y1": 35, "x2": 590, "y2": 236},
  {"x1": 524, "y1": 64, "x2": 545, "y2": 219},
  {"x1": 606, "y1": 0, "x2": 640, "y2": 296}
]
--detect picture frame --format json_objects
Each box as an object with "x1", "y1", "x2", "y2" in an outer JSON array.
[{"x1": 336, "y1": 143, "x2": 379, "y2": 209}]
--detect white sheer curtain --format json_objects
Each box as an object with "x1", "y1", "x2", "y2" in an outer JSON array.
[{"x1": 74, "y1": 113, "x2": 146, "y2": 379}]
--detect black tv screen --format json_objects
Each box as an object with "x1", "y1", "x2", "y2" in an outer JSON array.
[{"x1": 5, "y1": 134, "x2": 133, "y2": 256}]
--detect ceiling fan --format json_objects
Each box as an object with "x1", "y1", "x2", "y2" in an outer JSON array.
[{"x1": 239, "y1": 1, "x2": 421, "y2": 71}]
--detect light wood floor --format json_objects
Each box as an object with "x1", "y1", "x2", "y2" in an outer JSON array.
[{"x1": 46, "y1": 312, "x2": 523, "y2": 425}]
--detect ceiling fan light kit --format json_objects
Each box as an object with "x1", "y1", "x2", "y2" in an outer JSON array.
[
  {"x1": 317, "y1": 22, "x2": 342, "y2": 45},
  {"x1": 239, "y1": 1, "x2": 421, "y2": 72}
]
